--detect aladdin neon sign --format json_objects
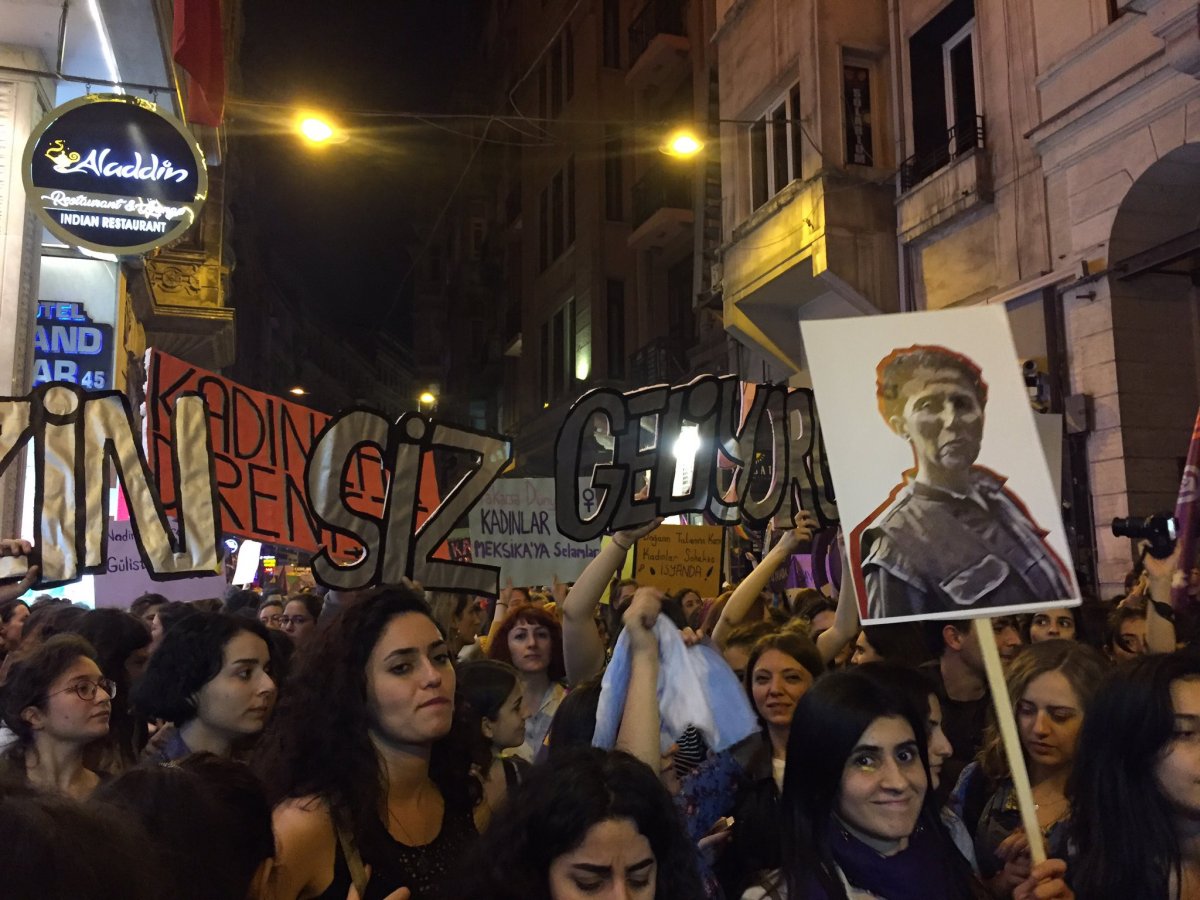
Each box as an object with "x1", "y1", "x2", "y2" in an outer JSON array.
[{"x1": 44, "y1": 140, "x2": 191, "y2": 183}]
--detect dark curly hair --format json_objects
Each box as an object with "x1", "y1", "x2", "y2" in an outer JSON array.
[
  {"x1": 68, "y1": 609, "x2": 151, "y2": 767},
  {"x1": 457, "y1": 659, "x2": 521, "y2": 769},
  {"x1": 458, "y1": 748, "x2": 703, "y2": 900},
  {"x1": 0, "y1": 779, "x2": 161, "y2": 900},
  {"x1": 132, "y1": 613, "x2": 270, "y2": 727},
  {"x1": 487, "y1": 606, "x2": 566, "y2": 682},
  {"x1": 252, "y1": 586, "x2": 478, "y2": 859},
  {"x1": 0, "y1": 634, "x2": 100, "y2": 765},
  {"x1": 92, "y1": 753, "x2": 274, "y2": 900}
]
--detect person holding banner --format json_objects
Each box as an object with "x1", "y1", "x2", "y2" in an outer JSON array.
[
  {"x1": 968, "y1": 641, "x2": 1105, "y2": 897},
  {"x1": 857, "y1": 346, "x2": 1073, "y2": 620}
]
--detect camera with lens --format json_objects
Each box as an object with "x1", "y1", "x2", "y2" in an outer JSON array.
[{"x1": 1112, "y1": 513, "x2": 1178, "y2": 559}]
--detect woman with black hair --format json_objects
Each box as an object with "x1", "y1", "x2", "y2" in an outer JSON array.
[
  {"x1": 70, "y1": 608, "x2": 151, "y2": 770},
  {"x1": 457, "y1": 659, "x2": 530, "y2": 830},
  {"x1": 459, "y1": 747, "x2": 703, "y2": 900},
  {"x1": 753, "y1": 666, "x2": 1070, "y2": 900},
  {"x1": 0, "y1": 779, "x2": 161, "y2": 900},
  {"x1": 92, "y1": 751, "x2": 277, "y2": 900},
  {"x1": 255, "y1": 586, "x2": 479, "y2": 900},
  {"x1": 282, "y1": 591, "x2": 324, "y2": 647},
  {"x1": 1069, "y1": 651, "x2": 1200, "y2": 899},
  {"x1": 849, "y1": 622, "x2": 931, "y2": 667},
  {"x1": 0, "y1": 633, "x2": 114, "y2": 799},
  {"x1": 133, "y1": 612, "x2": 275, "y2": 762}
]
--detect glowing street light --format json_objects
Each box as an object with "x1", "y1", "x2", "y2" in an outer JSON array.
[
  {"x1": 418, "y1": 391, "x2": 437, "y2": 406},
  {"x1": 289, "y1": 386, "x2": 307, "y2": 396},
  {"x1": 296, "y1": 114, "x2": 342, "y2": 145},
  {"x1": 660, "y1": 128, "x2": 705, "y2": 159}
]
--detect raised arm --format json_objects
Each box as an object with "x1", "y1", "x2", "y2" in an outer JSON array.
[
  {"x1": 816, "y1": 532, "x2": 861, "y2": 664},
  {"x1": 1143, "y1": 544, "x2": 1180, "y2": 654},
  {"x1": 561, "y1": 518, "x2": 662, "y2": 685},
  {"x1": 615, "y1": 587, "x2": 664, "y2": 772},
  {"x1": 0, "y1": 538, "x2": 39, "y2": 603},
  {"x1": 711, "y1": 512, "x2": 816, "y2": 650}
]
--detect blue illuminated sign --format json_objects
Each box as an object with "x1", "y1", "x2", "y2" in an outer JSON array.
[{"x1": 33, "y1": 300, "x2": 114, "y2": 388}]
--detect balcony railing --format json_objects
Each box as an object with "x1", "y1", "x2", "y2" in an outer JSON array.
[
  {"x1": 629, "y1": 335, "x2": 686, "y2": 387},
  {"x1": 632, "y1": 161, "x2": 692, "y2": 229},
  {"x1": 629, "y1": 0, "x2": 686, "y2": 68},
  {"x1": 899, "y1": 115, "x2": 985, "y2": 192}
]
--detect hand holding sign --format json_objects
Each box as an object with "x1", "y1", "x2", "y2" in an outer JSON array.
[
  {"x1": 612, "y1": 517, "x2": 664, "y2": 552},
  {"x1": 0, "y1": 539, "x2": 39, "y2": 602}
]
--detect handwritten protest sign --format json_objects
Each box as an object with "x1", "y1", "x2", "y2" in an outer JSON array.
[
  {"x1": 92, "y1": 519, "x2": 227, "y2": 606},
  {"x1": 144, "y1": 349, "x2": 443, "y2": 560},
  {"x1": 633, "y1": 524, "x2": 723, "y2": 597},
  {"x1": 467, "y1": 478, "x2": 601, "y2": 586}
]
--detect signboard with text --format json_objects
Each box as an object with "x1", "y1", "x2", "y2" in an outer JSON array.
[
  {"x1": 633, "y1": 524, "x2": 724, "y2": 598},
  {"x1": 23, "y1": 94, "x2": 208, "y2": 255},
  {"x1": 92, "y1": 519, "x2": 226, "y2": 607},
  {"x1": 467, "y1": 478, "x2": 601, "y2": 586},
  {"x1": 33, "y1": 300, "x2": 113, "y2": 388}
]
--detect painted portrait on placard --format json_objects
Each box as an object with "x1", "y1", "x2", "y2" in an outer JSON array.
[{"x1": 801, "y1": 308, "x2": 1079, "y2": 625}]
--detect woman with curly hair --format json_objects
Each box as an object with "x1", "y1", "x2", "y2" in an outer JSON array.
[
  {"x1": 132, "y1": 612, "x2": 275, "y2": 763},
  {"x1": 488, "y1": 604, "x2": 566, "y2": 762},
  {"x1": 255, "y1": 585, "x2": 479, "y2": 900},
  {"x1": 459, "y1": 747, "x2": 703, "y2": 900}
]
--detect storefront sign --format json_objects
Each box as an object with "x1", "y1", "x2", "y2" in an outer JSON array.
[
  {"x1": 33, "y1": 300, "x2": 113, "y2": 388},
  {"x1": 23, "y1": 94, "x2": 207, "y2": 255}
]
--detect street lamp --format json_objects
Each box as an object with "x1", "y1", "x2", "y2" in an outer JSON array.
[
  {"x1": 296, "y1": 112, "x2": 346, "y2": 146},
  {"x1": 289, "y1": 386, "x2": 307, "y2": 396},
  {"x1": 660, "y1": 127, "x2": 705, "y2": 159},
  {"x1": 418, "y1": 390, "x2": 437, "y2": 413}
]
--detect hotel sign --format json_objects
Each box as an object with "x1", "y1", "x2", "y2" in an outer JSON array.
[{"x1": 23, "y1": 94, "x2": 208, "y2": 255}]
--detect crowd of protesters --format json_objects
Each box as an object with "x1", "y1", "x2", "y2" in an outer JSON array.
[{"x1": 0, "y1": 516, "x2": 1196, "y2": 900}]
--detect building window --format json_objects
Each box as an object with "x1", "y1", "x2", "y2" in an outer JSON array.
[
  {"x1": 603, "y1": 0, "x2": 621, "y2": 68},
  {"x1": 842, "y1": 57, "x2": 874, "y2": 166},
  {"x1": 906, "y1": 0, "x2": 980, "y2": 187},
  {"x1": 544, "y1": 29, "x2": 574, "y2": 119},
  {"x1": 943, "y1": 22, "x2": 978, "y2": 156},
  {"x1": 551, "y1": 171, "x2": 564, "y2": 259},
  {"x1": 539, "y1": 187, "x2": 550, "y2": 271},
  {"x1": 541, "y1": 157, "x2": 576, "y2": 270},
  {"x1": 747, "y1": 83, "x2": 802, "y2": 211},
  {"x1": 566, "y1": 156, "x2": 576, "y2": 244},
  {"x1": 606, "y1": 279, "x2": 625, "y2": 379},
  {"x1": 543, "y1": 298, "x2": 576, "y2": 400},
  {"x1": 605, "y1": 129, "x2": 624, "y2": 220}
]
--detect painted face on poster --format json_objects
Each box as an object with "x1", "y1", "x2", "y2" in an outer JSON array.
[{"x1": 800, "y1": 307, "x2": 1080, "y2": 625}]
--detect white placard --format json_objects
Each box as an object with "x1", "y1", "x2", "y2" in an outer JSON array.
[
  {"x1": 468, "y1": 477, "x2": 601, "y2": 587},
  {"x1": 802, "y1": 307, "x2": 1079, "y2": 624}
]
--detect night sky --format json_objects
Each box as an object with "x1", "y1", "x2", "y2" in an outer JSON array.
[{"x1": 234, "y1": 0, "x2": 487, "y2": 335}]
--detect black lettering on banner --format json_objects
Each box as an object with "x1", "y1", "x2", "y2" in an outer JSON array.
[
  {"x1": 554, "y1": 374, "x2": 839, "y2": 540},
  {"x1": 232, "y1": 386, "x2": 268, "y2": 461},
  {"x1": 0, "y1": 383, "x2": 220, "y2": 588},
  {"x1": 246, "y1": 463, "x2": 281, "y2": 539}
]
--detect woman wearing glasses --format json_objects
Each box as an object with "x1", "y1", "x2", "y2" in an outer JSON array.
[
  {"x1": 0, "y1": 633, "x2": 114, "y2": 799},
  {"x1": 282, "y1": 593, "x2": 323, "y2": 647}
]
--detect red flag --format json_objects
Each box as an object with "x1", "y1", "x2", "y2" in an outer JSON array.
[
  {"x1": 172, "y1": 0, "x2": 225, "y2": 127},
  {"x1": 1171, "y1": 407, "x2": 1200, "y2": 610}
]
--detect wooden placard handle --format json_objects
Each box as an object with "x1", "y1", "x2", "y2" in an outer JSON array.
[{"x1": 973, "y1": 618, "x2": 1047, "y2": 866}]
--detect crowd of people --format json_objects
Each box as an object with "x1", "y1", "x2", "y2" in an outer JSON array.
[{"x1": 0, "y1": 519, "x2": 1195, "y2": 900}]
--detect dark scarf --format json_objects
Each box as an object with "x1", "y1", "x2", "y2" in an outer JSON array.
[{"x1": 803, "y1": 818, "x2": 971, "y2": 900}]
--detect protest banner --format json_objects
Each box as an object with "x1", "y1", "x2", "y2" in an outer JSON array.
[
  {"x1": 0, "y1": 369, "x2": 513, "y2": 596},
  {"x1": 92, "y1": 518, "x2": 227, "y2": 606},
  {"x1": 554, "y1": 374, "x2": 838, "y2": 542},
  {"x1": 632, "y1": 524, "x2": 723, "y2": 598},
  {"x1": 802, "y1": 308, "x2": 1079, "y2": 626},
  {"x1": 467, "y1": 478, "x2": 601, "y2": 586}
]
